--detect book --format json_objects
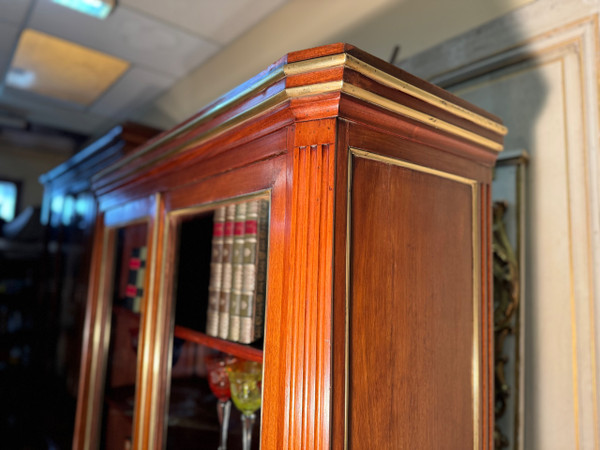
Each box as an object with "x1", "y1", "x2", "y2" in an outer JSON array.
[
  {"x1": 239, "y1": 199, "x2": 269, "y2": 344},
  {"x1": 125, "y1": 246, "x2": 147, "y2": 313},
  {"x1": 228, "y1": 202, "x2": 247, "y2": 341},
  {"x1": 218, "y1": 204, "x2": 236, "y2": 339},
  {"x1": 253, "y1": 200, "x2": 269, "y2": 340},
  {"x1": 205, "y1": 206, "x2": 226, "y2": 337}
]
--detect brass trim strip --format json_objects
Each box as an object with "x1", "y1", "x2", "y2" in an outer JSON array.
[
  {"x1": 472, "y1": 184, "x2": 481, "y2": 450},
  {"x1": 135, "y1": 81, "x2": 340, "y2": 173},
  {"x1": 189, "y1": 68, "x2": 285, "y2": 130},
  {"x1": 83, "y1": 227, "x2": 111, "y2": 450},
  {"x1": 350, "y1": 148, "x2": 478, "y2": 186},
  {"x1": 149, "y1": 78, "x2": 501, "y2": 181},
  {"x1": 283, "y1": 53, "x2": 347, "y2": 76},
  {"x1": 342, "y1": 84, "x2": 504, "y2": 152},
  {"x1": 345, "y1": 148, "x2": 480, "y2": 449},
  {"x1": 284, "y1": 53, "x2": 508, "y2": 136},
  {"x1": 168, "y1": 190, "x2": 271, "y2": 219},
  {"x1": 94, "y1": 51, "x2": 505, "y2": 186},
  {"x1": 140, "y1": 194, "x2": 161, "y2": 449},
  {"x1": 141, "y1": 78, "x2": 502, "y2": 180},
  {"x1": 93, "y1": 89, "x2": 288, "y2": 190},
  {"x1": 344, "y1": 148, "x2": 353, "y2": 450},
  {"x1": 344, "y1": 54, "x2": 508, "y2": 136},
  {"x1": 151, "y1": 202, "x2": 172, "y2": 449},
  {"x1": 164, "y1": 91, "x2": 288, "y2": 158},
  {"x1": 94, "y1": 67, "x2": 286, "y2": 181},
  {"x1": 285, "y1": 80, "x2": 343, "y2": 98}
]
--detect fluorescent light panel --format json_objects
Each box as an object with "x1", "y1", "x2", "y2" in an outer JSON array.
[
  {"x1": 51, "y1": 0, "x2": 116, "y2": 19},
  {"x1": 6, "y1": 29, "x2": 130, "y2": 106}
]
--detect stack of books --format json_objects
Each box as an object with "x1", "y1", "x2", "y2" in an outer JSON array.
[
  {"x1": 125, "y1": 246, "x2": 147, "y2": 313},
  {"x1": 205, "y1": 198, "x2": 269, "y2": 344}
]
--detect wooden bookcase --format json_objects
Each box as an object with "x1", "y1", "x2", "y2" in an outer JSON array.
[
  {"x1": 72, "y1": 44, "x2": 506, "y2": 449},
  {"x1": 39, "y1": 122, "x2": 159, "y2": 398}
]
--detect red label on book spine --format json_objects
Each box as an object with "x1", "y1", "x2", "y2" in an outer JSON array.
[
  {"x1": 213, "y1": 222, "x2": 224, "y2": 236},
  {"x1": 224, "y1": 221, "x2": 234, "y2": 235},
  {"x1": 126, "y1": 285, "x2": 138, "y2": 297},
  {"x1": 234, "y1": 221, "x2": 245, "y2": 235},
  {"x1": 129, "y1": 258, "x2": 141, "y2": 270},
  {"x1": 245, "y1": 220, "x2": 258, "y2": 234}
]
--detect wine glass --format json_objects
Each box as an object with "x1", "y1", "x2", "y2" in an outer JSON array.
[
  {"x1": 205, "y1": 353, "x2": 235, "y2": 450},
  {"x1": 227, "y1": 360, "x2": 262, "y2": 450}
]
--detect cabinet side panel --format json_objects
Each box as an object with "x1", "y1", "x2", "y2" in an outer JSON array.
[{"x1": 348, "y1": 155, "x2": 475, "y2": 449}]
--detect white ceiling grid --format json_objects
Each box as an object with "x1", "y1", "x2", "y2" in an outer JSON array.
[{"x1": 0, "y1": 0, "x2": 288, "y2": 135}]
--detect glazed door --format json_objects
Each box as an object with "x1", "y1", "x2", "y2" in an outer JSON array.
[
  {"x1": 73, "y1": 196, "x2": 158, "y2": 450},
  {"x1": 145, "y1": 155, "x2": 287, "y2": 450}
]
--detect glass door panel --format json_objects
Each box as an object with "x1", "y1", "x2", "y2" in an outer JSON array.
[
  {"x1": 99, "y1": 222, "x2": 148, "y2": 449},
  {"x1": 167, "y1": 345, "x2": 262, "y2": 450},
  {"x1": 165, "y1": 197, "x2": 269, "y2": 449}
]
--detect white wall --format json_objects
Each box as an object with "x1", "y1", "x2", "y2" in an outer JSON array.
[
  {"x1": 402, "y1": 0, "x2": 600, "y2": 447},
  {"x1": 136, "y1": 0, "x2": 534, "y2": 129},
  {"x1": 0, "y1": 0, "x2": 535, "y2": 214},
  {"x1": 0, "y1": 143, "x2": 69, "y2": 213}
]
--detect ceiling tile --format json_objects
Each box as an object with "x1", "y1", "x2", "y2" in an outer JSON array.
[
  {"x1": 0, "y1": 0, "x2": 33, "y2": 25},
  {"x1": 0, "y1": 22, "x2": 20, "y2": 75},
  {"x1": 1, "y1": 86, "x2": 111, "y2": 134},
  {"x1": 7, "y1": 29, "x2": 130, "y2": 106},
  {"x1": 120, "y1": 0, "x2": 289, "y2": 45},
  {"x1": 29, "y1": 0, "x2": 220, "y2": 78},
  {"x1": 89, "y1": 66, "x2": 173, "y2": 119}
]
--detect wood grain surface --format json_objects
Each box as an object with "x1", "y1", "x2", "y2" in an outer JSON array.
[
  {"x1": 71, "y1": 44, "x2": 501, "y2": 450},
  {"x1": 348, "y1": 155, "x2": 475, "y2": 449},
  {"x1": 280, "y1": 136, "x2": 336, "y2": 449}
]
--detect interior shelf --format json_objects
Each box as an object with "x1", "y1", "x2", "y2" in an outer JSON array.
[
  {"x1": 113, "y1": 306, "x2": 262, "y2": 363},
  {"x1": 173, "y1": 325, "x2": 263, "y2": 363}
]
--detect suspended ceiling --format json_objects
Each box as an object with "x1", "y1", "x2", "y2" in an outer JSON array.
[{"x1": 0, "y1": 0, "x2": 289, "y2": 138}]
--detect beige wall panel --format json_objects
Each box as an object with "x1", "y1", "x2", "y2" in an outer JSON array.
[
  {"x1": 401, "y1": 3, "x2": 600, "y2": 449},
  {"x1": 136, "y1": 0, "x2": 534, "y2": 129},
  {"x1": 0, "y1": 145, "x2": 68, "y2": 211},
  {"x1": 455, "y1": 58, "x2": 581, "y2": 449}
]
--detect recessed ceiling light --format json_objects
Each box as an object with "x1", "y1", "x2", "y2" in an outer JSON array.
[
  {"x1": 51, "y1": 0, "x2": 116, "y2": 20},
  {"x1": 6, "y1": 29, "x2": 130, "y2": 106},
  {"x1": 5, "y1": 67, "x2": 36, "y2": 89}
]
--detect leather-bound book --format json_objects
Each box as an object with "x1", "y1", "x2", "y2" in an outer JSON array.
[{"x1": 205, "y1": 206, "x2": 225, "y2": 337}]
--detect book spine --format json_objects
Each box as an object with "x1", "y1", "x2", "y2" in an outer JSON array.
[
  {"x1": 228, "y1": 202, "x2": 247, "y2": 341},
  {"x1": 253, "y1": 200, "x2": 269, "y2": 340},
  {"x1": 205, "y1": 207, "x2": 225, "y2": 337},
  {"x1": 218, "y1": 204, "x2": 236, "y2": 339},
  {"x1": 125, "y1": 246, "x2": 147, "y2": 313},
  {"x1": 239, "y1": 201, "x2": 259, "y2": 344}
]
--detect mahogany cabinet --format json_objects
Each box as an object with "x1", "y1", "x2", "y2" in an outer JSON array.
[
  {"x1": 38, "y1": 122, "x2": 158, "y2": 405},
  {"x1": 39, "y1": 123, "x2": 159, "y2": 398},
  {"x1": 72, "y1": 44, "x2": 506, "y2": 450}
]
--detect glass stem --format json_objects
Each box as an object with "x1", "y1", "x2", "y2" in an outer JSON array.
[
  {"x1": 241, "y1": 413, "x2": 256, "y2": 450},
  {"x1": 216, "y1": 399, "x2": 231, "y2": 450}
]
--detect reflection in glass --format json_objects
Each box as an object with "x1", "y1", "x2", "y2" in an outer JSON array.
[
  {"x1": 0, "y1": 180, "x2": 18, "y2": 221},
  {"x1": 165, "y1": 204, "x2": 264, "y2": 449},
  {"x1": 99, "y1": 223, "x2": 148, "y2": 449},
  {"x1": 166, "y1": 211, "x2": 223, "y2": 449},
  {"x1": 227, "y1": 361, "x2": 262, "y2": 450},
  {"x1": 205, "y1": 353, "x2": 234, "y2": 450}
]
